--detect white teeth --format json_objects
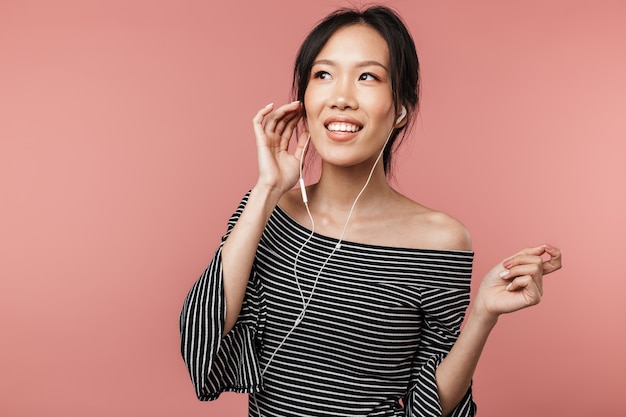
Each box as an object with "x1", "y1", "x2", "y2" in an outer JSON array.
[{"x1": 326, "y1": 122, "x2": 360, "y2": 132}]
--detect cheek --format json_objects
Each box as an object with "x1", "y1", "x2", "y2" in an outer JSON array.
[
  {"x1": 303, "y1": 88, "x2": 318, "y2": 115},
  {"x1": 366, "y1": 101, "x2": 395, "y2": 127},
  {"x1": 303, "y1": 82, "x2": 329, "y2": 114},
  {"x1": 358, "y1": 88, "x2": 395, "y2": 119}
]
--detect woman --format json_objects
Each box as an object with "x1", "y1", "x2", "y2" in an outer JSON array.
[{"x1": 180, "y1": 6, "x2": 562, "y2": 416}]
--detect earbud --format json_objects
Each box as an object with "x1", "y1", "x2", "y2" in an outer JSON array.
[{"x1": 396, "y1": 106, "x2": 407, "y2": 124}]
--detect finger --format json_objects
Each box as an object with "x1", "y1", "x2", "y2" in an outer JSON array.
[
  {"x1": 278, "y1": 104, "x2": 304, "y2": 147},
  {"x1": 273, "y1": 106, "x2": 300, "y2": 139},
  {"x1": 503, "y1": 254, "x2": 543, "y2": 270},
  {"x1": 504, "y1": 245, "x2": 563, "y2": 276},
  {"x1": 264, "y1": 101, "x2": 301, "y2": 138},
  {"x1": 500, "y1": 262, "x2": 542, "y2": 281},
  {"x1": 506, "y1": 275, "x2": 542, "y2": 305},
  {"x1": 506, "y1": 274, "x2": 532, "y2": 291},
  {"x1": 543, "y1": 245, "x2": 562, "y2": 274},
  {"x1": 510, "y1": 245, "x2": 548, "y2": 259},
  {"x1": 252, "y1": 103, "x2": 274, "y2": 141},
  {"x1": 501, "y1": 263, "x2": 543, "y2": 295}
]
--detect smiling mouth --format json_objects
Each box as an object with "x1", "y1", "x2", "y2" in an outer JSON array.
[{"x1": 325, "y1": 122, "x2": 362, "y2": 133}]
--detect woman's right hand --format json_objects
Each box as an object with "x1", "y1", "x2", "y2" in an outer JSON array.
[{"x1": 252, "y1": 101, "x2": 309, "y2": 195}]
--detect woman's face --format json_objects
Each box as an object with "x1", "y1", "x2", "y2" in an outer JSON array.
[{"x1": 304, "y1": 24, "x2": 398, "y2": 169}]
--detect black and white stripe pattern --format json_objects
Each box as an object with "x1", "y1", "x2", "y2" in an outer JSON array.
[{"x1": 180, "y1": 194, "x2": 477, "y2": 416}]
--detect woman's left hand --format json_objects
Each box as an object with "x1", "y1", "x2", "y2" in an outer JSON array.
[{"x1": 473, "y1": 244, "x2": 562, "y2": 323}]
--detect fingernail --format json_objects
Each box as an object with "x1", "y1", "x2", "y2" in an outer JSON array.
[
  {"x1": 503, "y1": 259, "x2": 513, "y2": 269},
  {"x1": 506, "y1": 282, "x2": 513, "y2": 291},
  {"x1": 265, "y1": 102, "x2": 274, "y2": 108},
  {"x1": 499, "y1": 269, "x2": 510, "y2": 278},
  {"x1": 291, "y1": 100, "x2": 300, "y2": 105}
]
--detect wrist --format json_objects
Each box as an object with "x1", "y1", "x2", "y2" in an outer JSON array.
[
  {"x1": 251, "y1": 181, "x2": 285, "y2": 202},
  {"x1": 468, "y1": 299, "x2": 499, "y2": 330},
  {"x1": 248, "y1": 183, "x2": 284, "y2": 212}
]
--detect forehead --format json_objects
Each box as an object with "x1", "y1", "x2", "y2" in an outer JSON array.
[{"x1": 315, "y1": 24, "x2": 390, "y2": 65}]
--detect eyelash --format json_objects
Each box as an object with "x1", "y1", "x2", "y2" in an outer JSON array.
[
  {"x1": 313, "y1": 71, "x2": 331, "y2": 80},
  {"x1": 359, "y1": 72, "x2": 379, "y2": 81},
  {"x1": 312, "y1": 71, "x2": 380, "y2": 81}
]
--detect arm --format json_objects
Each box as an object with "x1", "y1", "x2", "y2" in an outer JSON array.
[
  {"x1": 221, "y1": 101, "x2": 308, "y2": 335},
  {"x1": 435, "y1": 245, "x2": 562, "y2": 416},
  {"x1": 179, "y1": 102, "x2": 308, "y2": 399}
]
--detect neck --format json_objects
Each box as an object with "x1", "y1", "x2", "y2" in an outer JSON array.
[{"x1": 309, "y1": 160, "x2": 393, "y2": 212}]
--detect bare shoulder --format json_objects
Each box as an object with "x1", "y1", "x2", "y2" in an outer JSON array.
[
  {"x1": 277, "y1": 187, "x2": 471, "y2": 252},
  {"x1": 417, "y1": 208, "x2": 472, "y2": 251},
  {"x1": 394, "y1": 195, "x2": 472, "y2": 252}
]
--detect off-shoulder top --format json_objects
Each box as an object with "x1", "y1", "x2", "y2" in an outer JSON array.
[{"x1": 180, "y1": 193, "x2": 476, "y2": 416}]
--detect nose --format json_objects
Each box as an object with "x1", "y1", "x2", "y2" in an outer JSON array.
[{"x1": 329, "y1": 77, "x2": 358, "y2": 110}]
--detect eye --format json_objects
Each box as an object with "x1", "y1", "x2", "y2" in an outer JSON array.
[
  {"x1": 313, "y1": 71, "x2": 331, "y2": 80},
  {"x1": 359, "y1": 72, "x2": 379, "y2": 81}
]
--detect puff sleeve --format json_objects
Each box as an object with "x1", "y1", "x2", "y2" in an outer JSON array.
[
  {"x1": 404, "y1": 285, "x2": 477, "y2": 416},
  {"x1": 179, "y1": 194, "x2": 266, "y2": 400}
]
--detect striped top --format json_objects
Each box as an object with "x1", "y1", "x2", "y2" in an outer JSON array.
[{"x1": 180, "y1": 194, "x2": 477, "y2": 416}]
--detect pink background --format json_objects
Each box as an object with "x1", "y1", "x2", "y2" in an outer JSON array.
[{"x1": 1, "y1": 0, "x2": 625, "y2": 416}]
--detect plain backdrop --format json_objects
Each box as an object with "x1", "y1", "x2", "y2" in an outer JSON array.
[{"x1": 1, "y1": 0, "x2": 625, "y2": 416}]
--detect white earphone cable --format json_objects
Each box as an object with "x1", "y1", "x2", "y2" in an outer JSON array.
[{"x1": 254, "y1": 120, "x2": 399, "y2": 417}]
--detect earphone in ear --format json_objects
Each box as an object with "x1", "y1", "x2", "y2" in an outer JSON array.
[{"x1": 396, "y1": 106, "x2": 407, "y2": 124}]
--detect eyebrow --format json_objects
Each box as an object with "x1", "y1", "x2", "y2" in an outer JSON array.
[{"x1": 312, "y1": 59, "x2": 389, "y2": 73}]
